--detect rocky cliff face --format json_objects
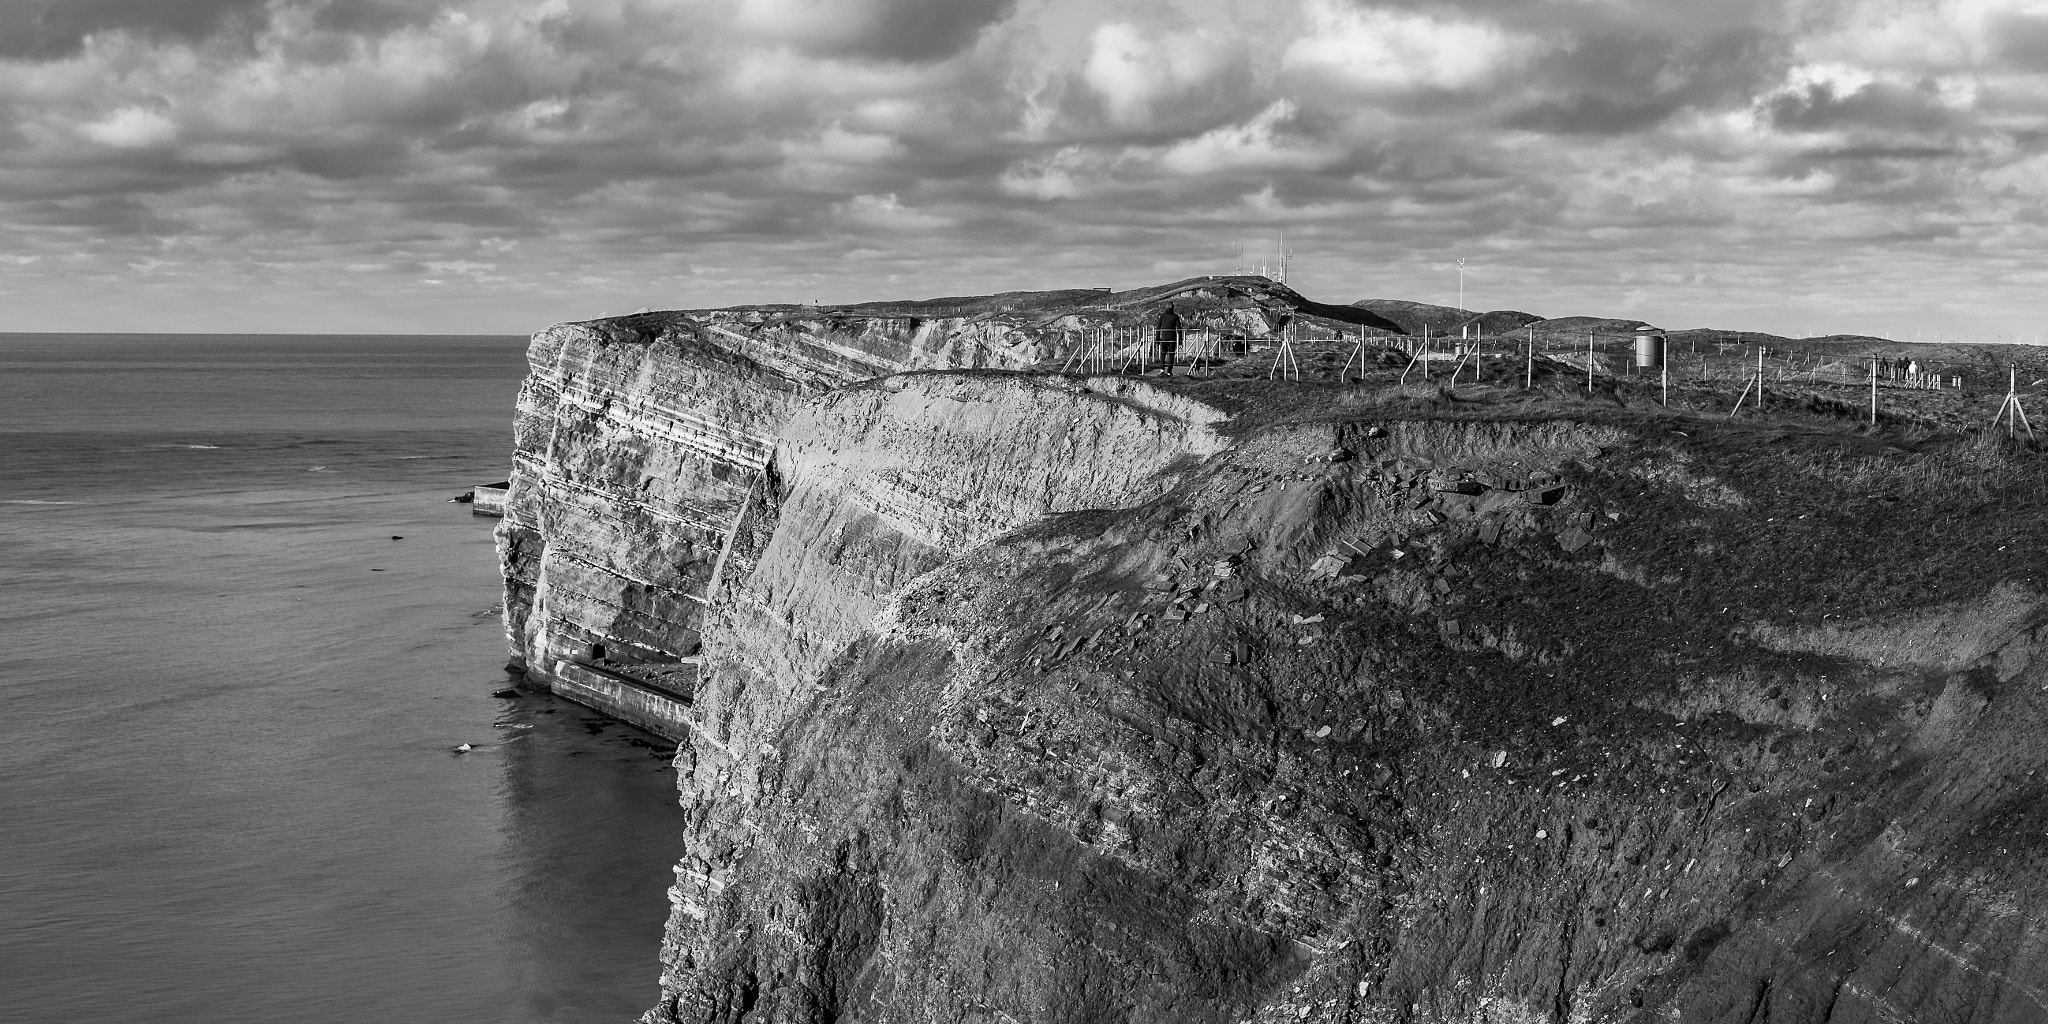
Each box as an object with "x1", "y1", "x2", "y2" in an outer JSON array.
[
  {"x1": 498, "y1": 277, "x2": 1393, "y2": 729},
  {"x1": 500, "y1": 285, "x2": 2048, "y2": 1024},
  {"x1": 495, "y1": 302, "x2": 1053, "y2": 723}
]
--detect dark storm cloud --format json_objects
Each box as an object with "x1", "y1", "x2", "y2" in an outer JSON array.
[
  {"x1": 1989, "y1": 10, "x2": 2048, "y2": 70},
  {"x1": 1765, "y1": 80, "x2": 1960, "y2": 134},
  {"x1": 740, "y1": 0, "x2": 1019, "y2": 64},
  {"x1": 1506, "y1": 27, "x2": 1787, "y2": 134},
  {"x1": 1806, "y1": 144, "x2": 1956, "y2": 161},
  {"x1": 0, "y1": 0, "x2": 266, "y2": 57},
  {"x1": 851, "y1": 0, "x2": 1018, "y2": 63},
  {"x1": 281, "y1": 138, "x2": 428, "y2": 180},
  {"x1": 0, "y1": 0, "x2": 454, "y2": 58},
  {"x1": 307, "y1": 0, "x2": 447, "y2": 34}
]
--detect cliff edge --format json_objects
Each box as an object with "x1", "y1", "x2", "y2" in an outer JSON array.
[{"x1": 498, "y1": 282, "x2": 2048, "y2": 1024}]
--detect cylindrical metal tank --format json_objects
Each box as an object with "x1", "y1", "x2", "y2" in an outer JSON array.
[{"x1": 1634, "y1": 331, "x2": 1666, "y2": 368}]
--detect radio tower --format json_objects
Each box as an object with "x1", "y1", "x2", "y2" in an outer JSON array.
[{"x1": 1277, "y1": 232, "x2": 1293, "y2": 284}]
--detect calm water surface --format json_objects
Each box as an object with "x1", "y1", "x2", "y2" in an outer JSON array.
[{"x1": 0, "y1": 334, "x2": 684, "y2": 1023}]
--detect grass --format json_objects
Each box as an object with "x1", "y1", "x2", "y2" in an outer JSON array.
[{"x1": 1785, "y1": 431, "x2": 2048, "y2": 504}]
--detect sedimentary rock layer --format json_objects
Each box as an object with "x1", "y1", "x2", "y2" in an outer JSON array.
[
  {"x1": 641, "y1": 406, "x2": 2048, "y2": 1024},
  {"x1": 496, "y1": 305, "x2": 1048, "y2": 713},
  {"x1": 499, "y1": 283, "x2": 2048, "y2": 1024},
  {"x1": 498, "y1": 276, "x2": 1383, "y2": 722}
]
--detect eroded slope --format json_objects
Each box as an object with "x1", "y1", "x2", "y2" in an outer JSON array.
[{"x1": 645, "y1": 395, "x2": 2048, "y2": 1024}]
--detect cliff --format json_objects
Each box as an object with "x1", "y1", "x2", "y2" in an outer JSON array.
[
  {"x1": 497, "y1": 282, "x2": 2048, "y2": 1024},
  {"x1": 497, "y1": 276, "x2": 1391, "y2": 732}
]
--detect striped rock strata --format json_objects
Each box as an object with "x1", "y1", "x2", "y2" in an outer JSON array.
[
  {"x1": 494, "y1": 306, "x2": 1042, "y2": 729},
  {"x1": 498, "y1": 285, "x2": 2048, "y2": 1024},
  {"x1": 495, "y1": 277, "x2": 1387, "y2": 732}
]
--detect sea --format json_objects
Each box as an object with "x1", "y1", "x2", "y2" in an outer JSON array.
[{"x1": 0, "y1": 334, "x2": 684, "y2": 1024}]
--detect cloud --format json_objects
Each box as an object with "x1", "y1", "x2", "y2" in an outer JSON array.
[
  {"x1": 79, "y1": 106, "x2": 179, "y2": 147},
  {"x1": 997, "y1": 146, "x2": 1095, "y2": 200},
  {"x1": 0, "y1": 0, "x2": 266, "y2": 58},
  {"x1": 780, "y1": 124, "x2": 901, "y2": 170},
  {"x1": 1504, "y1": 26, "x2": 1787, "y2": 135},
  {"x1": 0, "y1": 0, "x2": 2039, "y2": 338},
  {"x1": 1081, "y1": 19, "x2": 1242, "y2": 125},
  {"x1": 422, "y1": 259, "x2": 500, "y2": 282},
  {"x1": 1989, "y1": 8, "x2": 2048, "y2": 69},
  {"x1": 1283, "y1": 0, "x2": 1527, "y2": 95},
  {"x1": 1765, "y1": 78, "x2": 1962, "y2": 134},
  {"x1": 834, "y1": 192, "x2": 952, "y2": 231},
  {"x1": 735, "y1": 0, "x2": 1016, "y2": 62},
  {"x1": 1160, "y1": 100, "x2": 1339, "y2": 175}
]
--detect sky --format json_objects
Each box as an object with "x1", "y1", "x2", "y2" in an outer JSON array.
[{"x1": 0, "y1": 0, "x2": 2044, "y2": 338}]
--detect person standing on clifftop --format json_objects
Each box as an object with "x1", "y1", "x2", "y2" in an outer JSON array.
[{"x1": 1155, "y1": 305, "x2": 1184, "y2": 370}]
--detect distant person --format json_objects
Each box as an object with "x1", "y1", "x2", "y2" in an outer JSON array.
[{"x1": 1155, "y1": 305, "x2": 1184, "y2": 368}]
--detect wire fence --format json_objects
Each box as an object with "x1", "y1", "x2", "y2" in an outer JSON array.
[
  {"x1": 1040, "y1": 320, "x2": 2047, "y2": 440},
  {"x1": 1049, "y1": 323, "x2": 2033, "y2": 399},
  {"x1": 1054, "y1": 327, "x2": 1249, "y2": 376}
]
